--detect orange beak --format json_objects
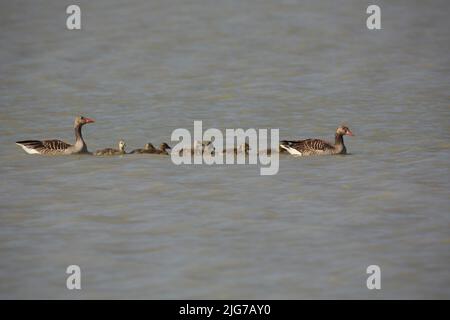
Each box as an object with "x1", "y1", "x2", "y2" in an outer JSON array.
[
  {"x1": 84, "y1": 117, "x2": 95, "y2": 123},
  {"x1": 346, "y1": 130, "x2": 354, "y2": 136}
]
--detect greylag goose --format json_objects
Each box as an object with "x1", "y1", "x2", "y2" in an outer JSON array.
[
  {"x1": 16, "y1": 116, "x2": 95, "y2": 155},
  {"x1": 94, "y1": 140, "x2": 126, "y2": 156},
  {"x1": 130, "y1": 143, "x2": 156, "y2": 154},
  {"x1": 179, "y1": 140, "x2": 214, "y2": 156},
  {"x1": 201, "y1": 140, "x2": 215, "y2": 156},
  {"x1": 222, "y1": 143, "x2": 250, "y2": 155},
  {"x1": 280, "y1": 126, "x2": 354, "y2": 156},
  {"x1": 153, "y1": 142, "x2": 172, "y2": 155}
]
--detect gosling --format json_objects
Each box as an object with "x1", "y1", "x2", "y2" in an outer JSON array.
[
  {"x1": 94, "y1": 140, "x2": 127, "y2": 156},
  {"x1": 130, "y1": 143, "x2": 156, "y2": 154}
]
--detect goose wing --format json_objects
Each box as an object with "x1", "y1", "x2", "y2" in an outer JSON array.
[
  {"x1": 280, "y1": 139, "x2": 334, "y2": 155},
  {"x1": 16, "y1": 139, "x2": 71, "y2": 154},
  {"x1": 42, "y1": 139, "x2": 72, "y2": 150}
]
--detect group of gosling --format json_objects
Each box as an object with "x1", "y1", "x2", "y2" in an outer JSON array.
[
  {"x1": 94, "y1": 140, "x2": 250, "y2": 156},
  {"x1": 94, "y1": 141, "x2": 172, "y2": 156}
]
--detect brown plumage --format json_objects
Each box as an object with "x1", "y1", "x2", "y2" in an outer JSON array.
[
  {"x1": 280, "y1": 126, "x2": 354, "y2": 156},
  {"x1": 222, "y1": 143, "x2": 250, "y2": 155},
  {"x1": 179, "y1": 140, "x2": 214, "y2": 156},
  {"x1": 16, "y1": 116, "x2": 95, "y2": 155},
  {"x1": 130, "y1": 143, "x2": 156, "y2": 154},
  {"x1": 152, "y1": 143, "x2": 172, "y2": 155},
  {"x1": 94, "y1": 140, "x2": 127, "y2": 156}
]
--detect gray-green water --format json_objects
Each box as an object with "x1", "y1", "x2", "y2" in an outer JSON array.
[{"x1": 0, "y1": 0, "x2": 449, "y2": 299}]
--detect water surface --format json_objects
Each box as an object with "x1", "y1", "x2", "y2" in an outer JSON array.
[{"x1": 0, "y1": 0, "x2": 449, "y2": 298}]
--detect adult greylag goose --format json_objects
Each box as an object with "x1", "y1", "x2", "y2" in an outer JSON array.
[
  {"x1": 130, "y1": 143, "x2": 156, "y2": 154},
  {"x1": 94, "y1": 140, "x2": 127, "y2": 156},
  {"x1": 16, "y1": 116, "x2": 95, "y2": 155},
  {"x1": 280, "y1": 126, "x2": 354, "y2": 156}
]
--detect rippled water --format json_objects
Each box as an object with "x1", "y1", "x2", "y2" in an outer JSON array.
[{"x1": 0, "y1": 0, "x2": 449, "y2": 299}]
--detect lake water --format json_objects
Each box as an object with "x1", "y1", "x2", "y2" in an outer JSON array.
[{"x1": 0, "y1": 0, "x2": 449, "y2": 299}]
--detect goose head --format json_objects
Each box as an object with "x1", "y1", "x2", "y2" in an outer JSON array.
[
  {"x1": 74, "y1": 116, "x2": 95, "y2": 127},
  {"x1": 202, "y1": 140, "x2": 213, "y2": 147},
  {"x1": 202, "y1": 140, "x2": 215, "y2": 155},
  {"x1": 118, "y1": 140, "x2": 126, "y2": 151},
  {"x1": 336, "y1": 126, "x2": 354, "y2": 137},
  {"x1": 144, "y1": 143, "x2": 156, "y2": 150},
  {"x1": 239, "y1": 143, "x2": 250, "y2": 153},
  {"x1": 159, "y1": 143, "x2": 171, "y2": 151},
  {"x1": 193, "y1": 140, "x2": 201, "y2": 150}
]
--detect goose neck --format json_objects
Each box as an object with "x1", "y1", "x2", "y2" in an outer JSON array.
[{"x1": 335, "y1": 133, "x2": 344, "y2": 146}]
